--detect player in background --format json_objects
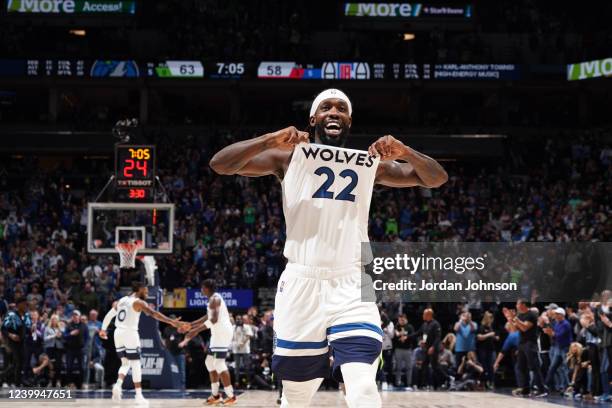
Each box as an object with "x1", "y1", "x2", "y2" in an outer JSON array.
[
  {"x1": 99, "y1": 281, "x2": 189, "y2": 405},
  {"x1": 180, "y1": 279, "x2": 236, "y2": 405},
  {"x1": 208, "y1": 88, "x2": 447, "y2": 407}
]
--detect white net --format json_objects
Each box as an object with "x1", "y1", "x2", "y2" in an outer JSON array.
[{"x1": 115, "y1": 240, "x2": 144, "y2": 269}]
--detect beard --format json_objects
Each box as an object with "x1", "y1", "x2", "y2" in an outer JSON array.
[{"x1": 314, "y1": 122, "x2": 349, "y2": 147}]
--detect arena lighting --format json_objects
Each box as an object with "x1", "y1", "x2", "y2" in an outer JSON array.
[
  {"x1": 403, "y1": 33, "x2": 416, "y2": 41},
  {"x1": 69, "y1": 29, "x2": 86, "y2": 37}
]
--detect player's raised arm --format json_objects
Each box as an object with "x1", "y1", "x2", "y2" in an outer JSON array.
[
  {"x1": 133, "y1": 299, "x2": 189, "y2": 331},
  {"x1": 369, "y1": 135, "x2": 448, "y2": 188},
  {"x1": 209, "y1": 126, "x2": 308, "y2": 178},
  {"x1": 99, "y1": 301, "x2": 118, "y2": 340}
]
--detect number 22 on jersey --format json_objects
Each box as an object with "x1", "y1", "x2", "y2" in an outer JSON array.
[{"x1": 312, "y1": 166, "x2": 358, "y2": 202}]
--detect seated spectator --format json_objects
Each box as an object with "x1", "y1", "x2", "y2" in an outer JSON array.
[
  {"x1": 453, "y1": 351, "x2": 484, "y2": 391},
  {"x1": 566, "y1": 342, "x2": 590, "y2": 399}
]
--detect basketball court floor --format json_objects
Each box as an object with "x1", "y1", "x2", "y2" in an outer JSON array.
[{"x1": 0, "y1": 389, "x2": 604, "y2": 407}]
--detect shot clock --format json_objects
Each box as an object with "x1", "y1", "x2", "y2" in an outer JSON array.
[{"x1": 115, "y1": 144, "x2": 156, "y2": 202}]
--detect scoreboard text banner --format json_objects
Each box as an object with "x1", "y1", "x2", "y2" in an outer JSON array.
[
  {"x1": 567, "y1": 58, "x2": 612, "y2": 81},
  {"x1": 6, "y1": 0, "x2": 136, "y2": 14},
  {"x1": 185, "y1": 289, "x2": 253, "y2": 309},
  {"x1": 344, "y1": 2, "x2": 472, "y2": 18}
]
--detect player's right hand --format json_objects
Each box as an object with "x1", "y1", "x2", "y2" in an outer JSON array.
[
  {"x1": 99, "y1": 330, "x2": 108, "y2": 340},
  {"x1": 273, "y1": 126, "x2": 310, "y2": 150}
]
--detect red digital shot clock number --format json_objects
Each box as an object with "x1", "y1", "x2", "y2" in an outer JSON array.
[{"x1": 115, "y1": 145, "x2": 156, "y2": 201}]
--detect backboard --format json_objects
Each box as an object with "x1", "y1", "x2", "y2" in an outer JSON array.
[{"x1": 87, "y1": 202, "x2": 174, "y2": 255}]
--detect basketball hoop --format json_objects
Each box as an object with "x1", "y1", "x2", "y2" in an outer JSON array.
[{"x1": 115, "y1": 240, "x2": 144, "y2": 269}]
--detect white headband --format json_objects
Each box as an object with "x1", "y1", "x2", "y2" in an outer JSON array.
[{"x1": 309, "y1": 89, "x2": 352, "y2": 117}]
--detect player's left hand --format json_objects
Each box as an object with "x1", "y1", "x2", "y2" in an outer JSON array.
[{"x1": 368, "y1": 135, "x2": 408, "y2": 161}]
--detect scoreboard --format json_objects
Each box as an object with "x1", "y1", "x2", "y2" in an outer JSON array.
[{"x1": 115, "y1": 145, "x2": 156, "y2": 202}]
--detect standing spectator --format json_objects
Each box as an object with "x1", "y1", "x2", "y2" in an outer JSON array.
[
  {"x1": 579, "y1": 311, "x2": 602, "y2": 397},
  {"x1": 595, "y1": 296, "x2": 612, "y2": 402},
  {"x1": 1, "y1": 297, "x2": 31, "y2": 386},
  {"x1": 22, "y1": 310, "x2": 43, "y2": 385},
  {"x1": 537, "y1": 314, "x2": 552, "y2": 382},
  {"x1": 494, "y1": 323, "x2": 520, "y2": 387},
  {"x1": 43, "y1": 314, "x2": 64, "y2": 386},
  {"x1": 454, "y1": 311, "x2": 477, "y2": 364},
  {"x1": 476, "y1": 311, "x2": 498, "y2": 388},
  {"x1": 164, "y1": 315, "x2": 186, "y2": 389},
  {"x1": 63, "y1": 310, "x2": 86, "y2": 388},
  {"x1": 82, "y1": 258, "x2": 102, "y2": 281},
  {"x1": 79, "y1": 281, "x2": 100, "y2": 313},
  {"x1": 379, "y1": 311, "x2": 394, "y2": 388},
  {"x1": 257, "y1": 311, "x2": 274, "y2": 355},
  {"x1": 411, "y1": 308, "x2": 444, "y2": 389},
  {"x1": 393, "y1": 314, "x2": 414, "y2": 388},
  {"x1": 232, "y1": 315, "x2": 253, "y2": 388},
  {"x1": 503, "y1": 299, "x2": 547, "y2": 397},
  {"x1": 544, "y1": 308, "x2": 572, "y2": 395},
  {"x1": 84, "y1": 309, "x2": 101, "y2": 386}
]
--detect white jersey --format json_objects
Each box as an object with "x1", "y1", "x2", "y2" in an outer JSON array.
[
  {"x1": 208, "y1": 292, "x2": 232, "y2": 334},
  {"x1": 282, "y1": 143, "x2": 380, "y2": 268},
  {"x1": 114, "y1": 295, "x2": 141, "y2": 332}
]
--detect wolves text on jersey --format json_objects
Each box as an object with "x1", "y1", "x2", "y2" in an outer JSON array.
[{"x1": 301, "y1": 145, "x2": 375, "y2": 168}]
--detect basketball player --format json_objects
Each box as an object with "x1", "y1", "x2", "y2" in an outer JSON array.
[
  {"x1": 179, "y1": 279, "x2": 236, "y2": 405},
  {"x1": 99, "y1": 282, "x2": 189, "y2": 405},
  {"x1": 208, "y1": 89, "x2": 447, "y2": 407}
]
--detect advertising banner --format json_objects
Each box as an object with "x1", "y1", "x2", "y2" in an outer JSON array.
[
  {"x1": 6, "y1": 0, "x2": 136, "y2": 14},
  {"x1": 186, "y1": 289, "x2": 253, "y2": 309},
  {"x1": 567, "y1": 58, "x2": 612, "y2": 81},
  {"x1": 344, "y1": 2, "x2": 472, "y2": 18}
]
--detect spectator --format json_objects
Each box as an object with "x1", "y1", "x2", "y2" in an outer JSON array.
[
  {"x1": 379, "y1": 311, "x2": 394, "y2": 388},
  {"x1": 22, "y1": 310, "x2": 43, "y2": 385},
  {"x1": 29, "y1": 353, "x2": 51, "y2": 386},
  {"x1": 164, "y1": 315, "x2": 186, "y2": 389},
  {"x1": 537, "y1": 314, "x2": 552, "y2": 382},
  {"x1": 411, "y1": 308, "x2": 444, "y2": 389},
  {"x1": 503, "y1": 299, "x2": 547, "y2": 397},
  {"x1": 544, "y1": 307, "x2": 572, "y2": 395},
  {"x1": 84, "y1": 309, "x2": 102, "y2": 386},
  {"x1": 79, "y1": 281, "x2": 100, "y2": 313},
  {"x1": 476, "y1": 311, "x2": 498, "y2": 388},
  {"x1": 454, "y1": 311, "x2": 478, "y2": 366},
  {"x1": 454, "y1": 351, "x2": 484, "y2": 390},
  {"x1": 438, "y1": 334, "x2": 456, "y2": 388},
  {"x1": 566, "y1": 342, "x2": 589, "y2": 399},
  {"x1": 1, "y1": 297, "x2": 31, "y2": 386},
  {"x1": 393, "y1": 313, "x2": 414, "y2": 388},
  {"x1": 232, "y1": 314, "x2": 254, "y2": 388},
  {"x1": 63, "y1": 309, "x2": 87, "y2": 388},
  {"x1": 43, "y1": 314, "x2": 64, "y2": 387},
  {"x1": 595, "y1": 294, "x2": 612, "y2": 403}
]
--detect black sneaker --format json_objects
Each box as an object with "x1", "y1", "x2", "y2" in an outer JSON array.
[{"x1": 531, "y1": 390, "x2": 548, "y2": 398}]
